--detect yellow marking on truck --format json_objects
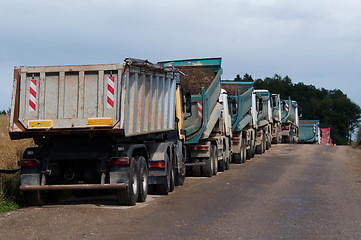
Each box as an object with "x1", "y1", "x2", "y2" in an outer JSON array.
[
  {"x1": 175, "y1": 85, "x2": 185, "y2": 140},
  {"x1": 87, "y1": 118, "x2": 113, "y2": 127},
  {"x1": 28, "y1": 119, "x2": 53, "y2": 129}
]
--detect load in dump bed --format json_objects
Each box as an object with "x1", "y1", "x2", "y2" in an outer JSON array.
[
  {"x1": 9, "y1": 58, "x2": 187, "y2": 206},
  {"x1": 159, "y1": 58, "x2": 232, "y2": 177}
]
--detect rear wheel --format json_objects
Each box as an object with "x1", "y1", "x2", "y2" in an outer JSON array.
[
  {"x1": 246, "y1": 139, "x2": 253, "y2": 159},
  {"x1": 203, "y1": 150, "x2": 213, "y2": 177},
  {"x1": 241, "y1": 138, "x2": 247, "y2": 163},
  {"x1": 137, "y1": 156, "x2": 148, "y2": 202},
  {"x1": 212, "y1": 146, "x2": 218, "y2": 175},
  {"x1": 156, "y1": 154, "x2": 171, "y2": 195},
  {"x1": 233, "y1": 154, "x2": 242, "y2": 164},
  {"x1": 225, "y1": 156, "x2": 230, "y2": 170},
  {"x1": 169, "y1": 164, "x2": 175, "y2": 193},
  {"x1": 23, "y1": 190, "x2": 47, "y2": 206},
  {"x1": 262, "y1": 133, "x2": 266, "y2": 153},
  {"x1": 117, "y1": 157, "x2": 139, "y2": 206},
  {"x1": 175, "y1": 151, "x2": 186, "y2": 186}
]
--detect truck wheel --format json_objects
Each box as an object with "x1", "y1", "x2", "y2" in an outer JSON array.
[
  {"x1": 225, "y1": 157, "x2": 230, "y2": 170},
  {"x1": 203, "y1": 152, "x2": 214, "y2": 177},
  {"x1": 266, "y1": 140, "x2": 271, "y2": 150},
  {"x1": 137, "y1": 156, "x2": 148, "y2": 202},
  {"x1": 246, "y1": 139, "x2": 252, "y2": 159},
  {"x1": 156, "y1": 154, "x2": 170, "y2": 195},
  {"x1": 233, "y1": 154, "x2": 242, "y2": 164},
  {"x1": 218, "y1": 159, "x2": 225, "y2": 172},
  {"x1": 262, "y1": 133, "x2": 266, "y2": 153},
  {"x1": 212, "y1": 147, "x2": 218, "y2": 176},
  {"x1": 255, "y1": 140, "x2": 263, "y2": 154},
  {"x1": 23, "y1": 191, "x2": 47, "y2": 206},
  {"x1": 193, "y1": 159, "x2": 201, "y2": 177},
  {"x1": 175, "y1": 170, "x2": 185, "y2": 186},
  {"x1": 117, "y1": 158, "x2": 139, "y2": 206},
  {"x1": 241, "y1": 139, "x2": 247, "y2": 163},
  {"x1": 175, "y1": 149, "x2": 186, "y2": 186},
  {"x1": 169, "y1": 164, "x2": 175, "y2": 193}
]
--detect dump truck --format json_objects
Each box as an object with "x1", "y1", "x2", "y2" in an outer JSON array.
[
  {"x1": 271, "y1": 94, "x2": 282, "y2": 144},
  {"x1": 159, "y1": 58, "x2": 232, "y2": 177},
  {"x1": 298, "y1": 120, "x2": 320, "y2": 143},
  {"x1": 9, "y1": 58, "x2": 187, "y2": 206},
  {"x1": 281, "y1": 98, "x2": 300, "y2": 143},
  {"x1": 253, "y1": 90, "x2": 273, "y2": 154},
  {"x1": 220, "y1": 81, "x2": 258, "y2": 163}
]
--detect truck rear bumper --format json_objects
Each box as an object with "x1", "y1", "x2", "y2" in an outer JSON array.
[{"x1": 20, "y1": 183, "x2": 127, "y2": 191}]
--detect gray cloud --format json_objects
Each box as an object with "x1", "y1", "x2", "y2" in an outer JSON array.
[{"x1": 1, "y1": 0, "x2": 361, "y2": 109}]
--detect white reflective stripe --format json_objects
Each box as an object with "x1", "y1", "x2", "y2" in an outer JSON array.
[
  {"x1": 107, "y1": 77, "x2": 115, "y2": 108},
  {"x1": 198, "y1": 102, "x2": 203, "y2": 119},
  {"x1": 29, "y1": 80, "x2": 37, "y2": 111}
]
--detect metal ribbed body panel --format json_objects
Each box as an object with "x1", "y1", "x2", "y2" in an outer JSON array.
[{"x1": 9, "y1": 59, "x2": 179, "y2": 139}]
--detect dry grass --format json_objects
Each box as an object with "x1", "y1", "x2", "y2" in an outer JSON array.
[
  {"x1": 0, "y1": 114, "x2": 33, "y2": 207},
  {"x1": 0, "y1": 115, "x2": 33, "y2": 169}
]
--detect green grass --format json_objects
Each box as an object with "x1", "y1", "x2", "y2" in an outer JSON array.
[{"x1": 0, "y1": 197, "x2": 21, "y2": 213}]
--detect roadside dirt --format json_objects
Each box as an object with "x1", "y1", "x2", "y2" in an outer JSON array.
[{"x1": 1, "y1": 145, "x2": 361, "y2": 239}]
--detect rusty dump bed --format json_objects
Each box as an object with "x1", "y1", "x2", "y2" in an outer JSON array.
[{"x1": 9, "y1": 58, "x2": 179, "y2": 139}]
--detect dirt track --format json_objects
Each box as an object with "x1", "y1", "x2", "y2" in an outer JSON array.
[{"x1": 1, "y1": 144, "x2": 361, "y2": 239}]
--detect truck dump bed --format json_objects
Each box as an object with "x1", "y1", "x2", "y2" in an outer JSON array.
[
  {"x1": 10, "y1": 59, "x2": 179, "y2": 139},
  {"x1": 299, "y1": 120, "x2": 320, "y2": 143},
  {"x1": 281, "y1": 98, "x2": 298, "y2": 124},
  {"x1": 221, "y1": 81, "x2": 254, "y2": 131},
  {"x1": 159, "y1": 58, "x2": 222, "y2": 144},
  {"x1": 254, "y1": 90, "x2": 272, "y2": 127}
]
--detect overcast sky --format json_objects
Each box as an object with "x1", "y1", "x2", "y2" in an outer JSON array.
[{"x1": 1, "y1": 0, "x2": 360, "y2": 111}]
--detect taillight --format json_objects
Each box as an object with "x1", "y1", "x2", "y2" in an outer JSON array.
[
  {"x1": 232, "y1": 138, "x2": 240, "y2": 143},
  {"x1": 191, "y1": 146, "x2": 209, "y2": 151},
  {"x1": 20, "y1": 160, "x2": 40, "y2": 167},
  {"x1": 257, "y1": 132, "x2": 262, "y2": 136},
  {"x1": 150, "y1": 161, "x2": 165, "y2": 168},
  {"x1": 283, "y1": 126, "x2": 290, "y2": 130},
  {"x1": 109, "y1": 157, "x2": 130, "y2": 165}
]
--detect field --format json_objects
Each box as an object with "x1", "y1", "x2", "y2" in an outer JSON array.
[{"x1": 0, "y1": 114, "x2": 33, "y2": 212}]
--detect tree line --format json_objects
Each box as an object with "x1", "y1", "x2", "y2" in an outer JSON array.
[{"x1": 234, "y1": 74, "x2": 361, "y2": 145}]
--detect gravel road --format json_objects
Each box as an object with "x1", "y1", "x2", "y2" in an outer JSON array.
[{"x1": 1, "y1": 144, "x2": 361, "y2": 239}]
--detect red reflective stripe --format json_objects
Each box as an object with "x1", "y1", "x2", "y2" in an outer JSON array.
[
  {"x1": 30, "y1": 87, "x2": 36, "y2": 98},
  {"x1": 107, "y1": 97, "x2": 114, "y2": 107},
  {"x1": 31, "y1": 79, "x2": 37, "y2": 86},
  {"x1": 108, "y1": 84, "x2": 114, "y2": 95},
  {"x1": 29, "y1": 100, "x2": 36, "y2": 111},
  {"x1": 108, "y1": 76, "x2": 115, "y2": 82}
]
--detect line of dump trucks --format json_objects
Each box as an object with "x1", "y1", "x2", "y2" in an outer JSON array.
[{"x1": 9, "y1": 57, "x2": 316, "y2": 206}]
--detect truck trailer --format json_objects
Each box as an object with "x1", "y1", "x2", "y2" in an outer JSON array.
[
  {"x1": 298, "y1": 120, "x2": 320, "y2": 144},
  {"x1": 281, "y1": 98, "x2": 300, "y2": 143},
  {"x1": 253, "y1": 90, "x2": 273, "y2": 154},
  {"x1": 159, "y1": 58, "x2": 232, "y2": 177},
  {"x1": 220, "y1": 81, "x2": 258, "y2": 163},
  {"x1": 271, "y1": 94, "x2": 282, "y2": 144},
  {"x1": 9, "y1": 58, "x2": 187, "y2": 206}
]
